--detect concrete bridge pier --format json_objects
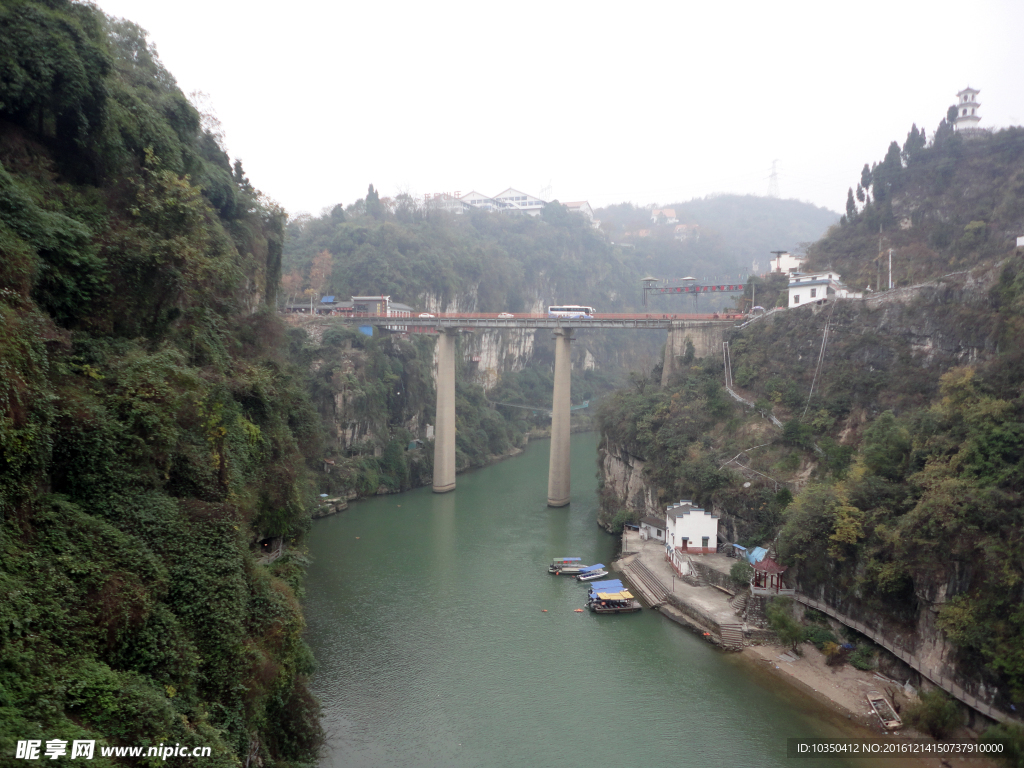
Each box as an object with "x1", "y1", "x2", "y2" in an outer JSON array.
[
  {"x1": 547, "y1": 328, "x2": 574, "y2": 507},
  {"x1": 433, "y1": 329, "x2": 458, "y2": 493},
  {"x1": 661, "y1": 320, "x2": 730, "y2": 386}
]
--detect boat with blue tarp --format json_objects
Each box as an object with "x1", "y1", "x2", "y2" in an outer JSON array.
[
  {"x1": 575, "y1": 564, "x2": 608, "y2": 581},
  {"x1": 548, "y1": 557, "x2": 587, "y2": 575},
  {"x1": 585, "y1": 579, "x2": 641, "y2": 613}
]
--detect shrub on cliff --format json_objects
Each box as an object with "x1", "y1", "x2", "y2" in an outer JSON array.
[{"x1": 904, "y1": 689, "x2": 962, "y2": 739}]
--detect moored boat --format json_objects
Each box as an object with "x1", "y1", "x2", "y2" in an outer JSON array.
[
  {"x1": 548, "y1": 557, "x2": 587, "y2": 575},
  {"x1": 866, "y1": 691, "x2": 902, "y2": 730},
  {"x1": 575, "y1": 564, "x2": 609, "y2": 581},
  {"x1": 587, "y1": 590, "x2": 642, "y2": 614},
  {"x1": 583, "y1": 579, "x2": 641, "y2": 613}
]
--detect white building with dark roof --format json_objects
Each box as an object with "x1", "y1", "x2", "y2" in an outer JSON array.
[{"x1": 787, "y1": 271, "x2": 861, "y2": 307}]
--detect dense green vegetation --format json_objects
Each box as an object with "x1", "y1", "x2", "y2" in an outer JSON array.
[
  {"x1": 1, "y1": 2, "x2": 321, "y2": 764},
  {"x1": 282, "y1": 194, "x2": 640, "y2": 314}
]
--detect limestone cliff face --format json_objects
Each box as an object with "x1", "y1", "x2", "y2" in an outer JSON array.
[
  {"x1": 597, "y1": 439, "x2": 659, "y2": 525},
  {"x1": 795, "y1": 566, "x2": 999, "y2": 709},
  {"x1": 460, "y1": 329, "x2": 536, "y2": 390}
]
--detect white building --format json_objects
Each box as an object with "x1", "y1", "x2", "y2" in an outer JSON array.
[
  {"x1": 492, "y1": 187, "x2": 547, "y2": 216},
  {"x1": 770, "y1": 251, "x2": 806, "y2": 275},
  {"x1": 955, "y1": 87, "x2": 982, "y2": 132},
  {"x1": 651, "y1": 208, "x2": 678, "y2": 225},
  {"x1": 664, "y1": 499, "x2": 719, "y2": 571},
  {"x1": 674, "y1": 223, "x2": 699, "y2": 242},
  {"x1": 787, "y1": 271, "x2": 861, "y2": 308},
  {"x1": 639, "y1": 515, "x2": 666, "y2": 542},
  {"x1": 564, "y1": 201, "x2": 600, "y2": 228}
]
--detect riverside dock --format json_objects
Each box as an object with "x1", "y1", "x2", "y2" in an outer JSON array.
[{"x1": 616, "y1": 528, "x2": 766, "y2": 650}]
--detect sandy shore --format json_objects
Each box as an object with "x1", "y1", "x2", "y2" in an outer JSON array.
[
  {"x1": 733, "y1": 642, "x2": 1000, "y2": 768},
  {"x1": 745, "y1": 642, "x2": 899, "y2": 728}
]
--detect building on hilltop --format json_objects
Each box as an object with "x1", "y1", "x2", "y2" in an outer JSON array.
[
  {"x1": 954, "y1": 87, "x2": 991, "y2": 139},
  {"x1": 955, "y1": 86, "x2": 982, "y2": 132},
  {"x1": 787, "y1": 271, "x2": 861, "y2": 308},
  {"x1": 651, "y1": 208, "x2": 678, "y2": 224},
  {"x1": 674, "y1": 223, "x2": 700, "y2": 242},
  {"x1": 769, "y1": 251, "x2": 805, "y2": 275},
  {"x1": 421, "y1": 189, "x2": 599, "y2": 224},
  {"x1": 564, "y1": 201, "x2": 600, "y2": 228},
  {"x1": 492, "y1": 187, "x2": 547, "y2": 215}
]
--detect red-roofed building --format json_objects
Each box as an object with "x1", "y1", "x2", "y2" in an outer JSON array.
[{"x1": 751, "y1": 556, "x2": 794, "y2": 595}]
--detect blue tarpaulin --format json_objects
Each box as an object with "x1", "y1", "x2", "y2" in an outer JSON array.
[
  {"x1": 747, "y1": 546, "x2": 768, "y2": 564},
  {"x1": 321, "y1": 295, "x2": 335, "y2": 303},
  {"x1": 587, "y1": 580, "x2": 624, "y2": 593},
  {"x1": 553, "y1": 557, "x2": 582, "y2": 563}
]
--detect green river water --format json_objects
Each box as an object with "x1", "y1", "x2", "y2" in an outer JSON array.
[{"x1": 304, "y1": 433, "x2": 875, "y2": 768}]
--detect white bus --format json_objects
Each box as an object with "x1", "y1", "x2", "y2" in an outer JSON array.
[{"x1": 547, "y1": 305, "x2": 596, "y2": 319}]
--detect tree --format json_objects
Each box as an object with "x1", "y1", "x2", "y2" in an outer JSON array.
[
  {"x1": 767, "y1": 598, "x2": 803, "y2": 651},
  {"x1": 856, "y1": 183, "x2": 865, "y2": 203},
  {"x1": 860, "y1": 163, "x2": 872, "y2": 194},
  {"x1": 309, "y1": 249, "x2": 333, "y2": 302},
  {"x1": 903, "y1": 123, "x2": 926, "y2": 164},
  {"x1": 846, "y1": 188, "x2": 857, "y2": 219},
  {"x1": 281, "y1": 270, "x2": 303, "y2": 306},
  {"x1": 365, "y1": 183, "x2": 383, "y2": 219}
]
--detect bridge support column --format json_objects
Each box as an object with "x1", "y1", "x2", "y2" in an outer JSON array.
[
  {"x1": 547, "y1": 328, "x2": 573, "y2": 507},
  {"x1": 433, "y1": 330, "x2": 457, "y2": 493},
  {"x1": 661, "y1": 324, "x2": 679, "y2": 386}
]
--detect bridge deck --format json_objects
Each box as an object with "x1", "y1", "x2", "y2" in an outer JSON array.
[{"x1": 306, "y1": 313, "x2": 744, "y2": 330}]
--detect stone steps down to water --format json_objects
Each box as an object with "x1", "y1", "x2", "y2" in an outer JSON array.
[
  {"x1": 623, "y1": 559, "x2": 669, "y2": 604},
  {"x1": 719, "y1": 623, "x2": 744, "y2": 650}
]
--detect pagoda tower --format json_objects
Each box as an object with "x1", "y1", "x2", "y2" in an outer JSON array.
[{"x1": 955, "y1": 87, "x2": 981, "y2": 132}]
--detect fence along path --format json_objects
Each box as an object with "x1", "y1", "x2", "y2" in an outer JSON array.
[{"x1": 793, "y1": 594, "x2": 1019, "y2": 725}]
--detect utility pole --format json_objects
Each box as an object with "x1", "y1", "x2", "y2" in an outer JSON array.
[{"x1": 889, "y1": 249, "x2": 893, "y2": 290}]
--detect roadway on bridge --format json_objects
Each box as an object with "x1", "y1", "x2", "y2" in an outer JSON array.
[{"x1": 312, "y1": 312, "x2": 745, "y2": 330}]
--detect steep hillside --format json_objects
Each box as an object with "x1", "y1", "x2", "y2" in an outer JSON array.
[
  {"x1": 596, "y1": 195, "x2": 838, "y2": 312},
  {"x1": 1, "y1": 3, "x2": 321, "y2": 764},
  {"x1": 596, "y1": 138, "x2": 1024, "y2": 724},
  {"x1": 808, "y1": 124, "x2": 1024, "y2": 289}
]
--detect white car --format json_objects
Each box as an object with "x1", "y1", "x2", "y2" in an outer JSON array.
[
  {"x1": 418, "y1": 313, "x2": 435, "y2": 318},
  {"x1": 497, "y1": 313, "x2": 514, "y2": 319}
]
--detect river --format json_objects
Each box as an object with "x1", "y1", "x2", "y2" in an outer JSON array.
[{"x1": 304, "y1": 433, "x2": 875, "y2": 767}]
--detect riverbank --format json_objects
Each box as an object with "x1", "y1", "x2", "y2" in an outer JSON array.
[{"x1": 615, "y1": 531, "x2": 1000, "y2": 767}]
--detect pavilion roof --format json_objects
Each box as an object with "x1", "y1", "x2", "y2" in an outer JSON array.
[{"x1": 753, "y1": 556, "x2": 787, "y2": 574}]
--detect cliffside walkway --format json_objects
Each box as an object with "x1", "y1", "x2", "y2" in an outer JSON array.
[{"x1": 794, "y1": 594, "x2": 1020, "y2": 726}]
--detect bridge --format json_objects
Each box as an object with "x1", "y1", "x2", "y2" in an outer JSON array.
[{"x1": 325, "y1": 312, "x2": 742, "y2": 505}]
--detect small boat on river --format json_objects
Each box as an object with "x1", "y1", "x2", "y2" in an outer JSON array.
[
  {"x1": 584, "y1": 579, "x2": 641, "y2": 614},
  {"x1": 549, "y1": 557, "x2": 588, "y2": 575},
  {"x1": 588, "y1": 590, "x2": 641, "y2": 614},
  {"x1": 866, "y1": 691, "x2": 902, "y2": 730},
  {"x1": 575, "y1": 564, "x2": 608, "y2": 581}
]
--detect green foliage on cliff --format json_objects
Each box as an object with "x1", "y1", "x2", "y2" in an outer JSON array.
[
  {"x1": 599, "y1": 256, "x2": 1024, "y2": 705},
  {"x1": 809, "y1": 124, "x2": 1024, "y2": 289},
  {"x1": 282, "y1": 198, "x2": 638, "y2": 314},
  {"x1": 1, "y1": 2, "x2": 320, "y2": 764}
]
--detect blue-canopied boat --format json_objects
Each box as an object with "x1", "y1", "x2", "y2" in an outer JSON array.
[{"x1": 575, "y1": 564, "x2": 609, "y2": 581}]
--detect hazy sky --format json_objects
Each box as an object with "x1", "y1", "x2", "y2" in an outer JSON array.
[{"x1": 93, "y1": 0, "x2": 1024, "y2": 218}]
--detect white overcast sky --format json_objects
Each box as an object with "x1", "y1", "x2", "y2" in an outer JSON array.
[{"x1": 92, "y1": 0, "x2": 1024, "y2": 218}]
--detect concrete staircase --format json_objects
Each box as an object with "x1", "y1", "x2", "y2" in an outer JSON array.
[
  {"x1": 623, "y1": 559, "x2": 669, "y2": 606},
  {"x1": 719, "y1": 623, "x2": 744, "y2": 650},
  {"x1": 731, "y1": 591, "x2": 749, "y2": 618}
]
